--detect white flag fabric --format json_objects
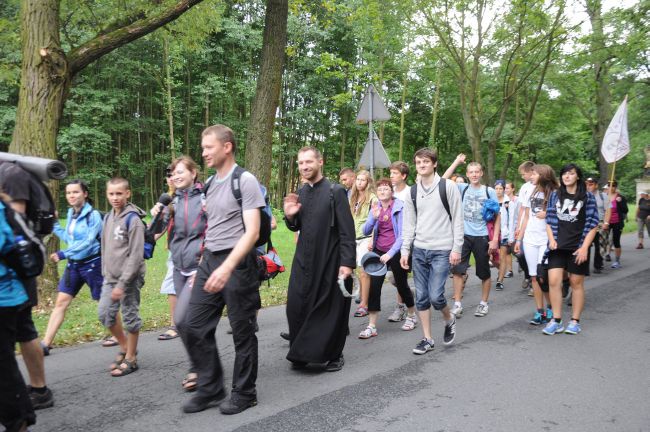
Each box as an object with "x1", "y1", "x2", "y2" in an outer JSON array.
[{"x1": 601, "y1": 97, "x2": 630, "y2": 163}]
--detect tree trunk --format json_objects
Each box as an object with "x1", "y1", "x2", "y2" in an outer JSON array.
[
  {"x1": 429, "y1": 64, "x2": 441, "y2": 151},
  {"x1": 244, "y1": 0, "x2": 289, "y2": 186},
  {"x1": 398, "y1": 72, "x2": 408, "y2": 161},
  {"x1": 10, "y1": 0, "x2": 69, "y2": 161},
  {"x1": 587, "y1": 0, "x2": 612, "y2": 179},
  {"x1": 163, "y1": 36, "x2": 176, "y2": 158},
  {"x1": 9, "y1": 0, "x2": 68, "y2": 296},
  {"x1": 184, "y1": 58, "x2": 191, "y2": 155}
]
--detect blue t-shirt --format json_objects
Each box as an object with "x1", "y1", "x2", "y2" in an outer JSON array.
[
  {"x1": 458, "y1": 183, "x2": 498, "y2": 236},
  {"x1": 0, "y1": 202, "x2": 28, "y2": 307}
]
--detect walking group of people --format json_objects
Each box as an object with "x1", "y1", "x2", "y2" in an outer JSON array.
[{"x1": 0, "y1": 124, "x2": 643, "y2": 430}]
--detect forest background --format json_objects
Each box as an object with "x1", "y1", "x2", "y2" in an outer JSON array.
[{"x1": 0, "y1": 0, "x2": 648, "y2": 308}]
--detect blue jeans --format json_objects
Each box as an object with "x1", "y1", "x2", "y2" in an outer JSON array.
[{"x1": 412, "y1": 247, "x2": 450, "y2": 311}]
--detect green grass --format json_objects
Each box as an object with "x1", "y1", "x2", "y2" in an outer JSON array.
[
  {"x1": 623, "y1": 204, "x2": 637, "y2": 234},
  {"x1": 33, "y1": 220, "x2": 297, "y2": 347}
]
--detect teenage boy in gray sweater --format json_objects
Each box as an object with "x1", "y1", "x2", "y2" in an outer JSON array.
[
  {"x1": 98, "y1": 177, "x2": 146, "y2": 377},
  {"x1": 400, "y1": 148, "x2": 464, "y2": 355}
]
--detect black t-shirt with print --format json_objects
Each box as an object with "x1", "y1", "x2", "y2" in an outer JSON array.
[{"x1": 556, "y1": 192, "x2": 586, "y2": 250}]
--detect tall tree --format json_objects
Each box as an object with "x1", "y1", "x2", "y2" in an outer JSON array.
[
  {"x1": 9, "y1": 0, "x2": 206, "y2": 159},
  {"x1": 245, "y1": 0, "x2": 288, "y2": 186},
  {"x1": 418, "y1": 0, "x2": 566, "y2": 182}
]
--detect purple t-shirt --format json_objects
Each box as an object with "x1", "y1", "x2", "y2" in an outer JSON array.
[{"x1": 375, "y1": 202, "x2": 396, "y2": 252}]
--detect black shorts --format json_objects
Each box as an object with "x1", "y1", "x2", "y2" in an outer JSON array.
[
  {"x1": 452, "y1": 235, "x2": 491, "y2": 281},
  {"x1": 16, "y1": 278, "x2": 38, "y2": 343},
  {"x1": 15, "y1": 304, "x2": 38, "y2": 343},
  {"x1": 547, "y1": 249, "x2": 589, "y2": 276}
]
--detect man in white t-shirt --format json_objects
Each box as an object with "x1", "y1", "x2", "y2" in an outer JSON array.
[
  {"x1": 515, "y1": 161, "x2": 535, "y2": 290},
  {"x1": 386, "y1": 161, "x2": 412, "y2": 322}
]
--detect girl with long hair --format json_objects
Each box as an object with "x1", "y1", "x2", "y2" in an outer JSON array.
[
  {"x1": 543, "y1": 163, "x2": 598, "y2": 335},
  {"x1": 504, "y1": 181, "x2": 517, "y2": 277},
  {"x1": 155, "y1": 156, "x2": 207, "y2": 391},
  {"x1": 494, "y1": 180, "x2": 515, "y2": 291},
  {"x1": 156, "y1": 167, "x2": 178, "y2": 340},
  {"x1": 349, "y1": 169, "x2": 377, "y2": 317},
  {"x1": 514, "y1": 164, "x2": 557, "y2": 325},
  {"x1": 42, "y1": 180, "x2": 104, "y2": 353}
]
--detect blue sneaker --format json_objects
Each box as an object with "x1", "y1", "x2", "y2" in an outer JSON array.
[
  {"x1": 611, "y1": 261, "x2": 621, "y2": 269},
  {"x1": 546, "y1": 308, "x2": 553, "y2": 321},
  {"x1": 529, "y1": 311, "x2": 544, "y2": 325},
  {"x1": 564, "y1": 321, "x2": 581, "y2": 334},
  {"x1": 542, "y1": 320, "x2": 564, "y2": 335}
]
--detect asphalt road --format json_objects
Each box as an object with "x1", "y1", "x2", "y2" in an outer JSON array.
[{"x1": 22, "y1": 233, "x2": 650, "y2": 432}]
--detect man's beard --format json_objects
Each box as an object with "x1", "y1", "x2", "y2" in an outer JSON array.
[{"x1": 301, "y1": 169, "x2": 318, "y2": 182}]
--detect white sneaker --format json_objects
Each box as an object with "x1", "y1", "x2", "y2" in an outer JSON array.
[
  {"x1": 388, "y1": 305, "x2": 407, "y2": 322},
  {"x1": 474, "y1": 303, "x2": 489, "y2": 317},
  {"x1": 401, "y1": 314, "x2": 418, "y2": 331},
  {"x1": 450, "y1": 304, "x2": 463, "y2": 318}
]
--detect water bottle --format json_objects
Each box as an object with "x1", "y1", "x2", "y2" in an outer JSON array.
[{"x1": 12, "y1": 235, "x2": 38, "y2": 277}]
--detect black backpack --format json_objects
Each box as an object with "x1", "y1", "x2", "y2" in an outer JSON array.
[
  {"x1": 1, "y1": 201, "x2": 46, "y2": 278},
  {"x1": 410, "y1": 177, "x2": 452, "y2": 220},
  {"x1": 0, "y1": 162, "x2": 56, "y2": 236},
  {"x1": 204, "y1": 166, "x2": 271, "y2": 248}
]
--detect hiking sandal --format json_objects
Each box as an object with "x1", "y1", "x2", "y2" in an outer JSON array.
[
  {"x1": 109, "y1": 352, "x2": 126, "y2": 371},
  {"x1": 111, "y1": 358, "x2": 138, "y2": 377}
]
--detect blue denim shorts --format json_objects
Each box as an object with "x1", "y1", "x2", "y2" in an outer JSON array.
[{"x1": 412, "y1": 248, "x2": 450, "y2": 311}]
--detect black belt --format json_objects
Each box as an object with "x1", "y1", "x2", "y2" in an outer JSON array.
[
  {"x1": 209, "y1": 248, "x2": 233, "y2": 255},
  {"x1": 68, "y1": 253, "x2": 101, "y2": 265}
]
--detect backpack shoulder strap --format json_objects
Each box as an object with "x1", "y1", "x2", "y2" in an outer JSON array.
[
  {"x1": 461, "y1": 184, "x2": 468, "y2": 202},
  {"x1": 231, "y1": 166, "x2": 245, "y2": 207},
  {"x1": 203, "y1": 175, "x2": 214, "y2": 196},
  {"x1": 410, "y1": 183, "x2": 417, "y2": 216},
  {"x1": 124, "y1": 211, "x2": 141, "y2": 231},
  {"x1": 438, "y1": 178, "x2": 451, "y2": 221}
]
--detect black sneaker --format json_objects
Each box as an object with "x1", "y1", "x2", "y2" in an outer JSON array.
[
  {"x1": 182, "y1": 390, "x2": 227, "y2": 413},
  {"x1": 495, "y1": 281, "x2": 504, "y2": 291},
  {"x1": 28, "y1": 386, "x2": 54, "y2": 410},
  {"x1": 324, "y1": 355, "x2": 344, "y2": 372},
  {"x1": 593, "y1": 267, "x2": 603, "y2": 274},
  {"x1": 219, "y1": 396, "x2": 257, "y2": 415},
  {"x1": 413, "y1": 338, "x2": 434, "y2": 355},
  {"x1": 280, "y1": 332, "x2": 290, "y2": 341},
  {"x1": 504, "y1": 271, "x2": 514, "y2": 278},
  {"x1": 443, "y1": 316, "x2": 456, "y2": 345},
  {"x1": 605, "y1": 254, "x2": 611, "y2": 262}
]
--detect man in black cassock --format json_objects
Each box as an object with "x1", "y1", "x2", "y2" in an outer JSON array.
[{"x1": 283, "y1": 146, "x2": 356, "y2": 372}]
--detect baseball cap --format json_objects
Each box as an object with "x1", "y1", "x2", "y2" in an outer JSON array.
[{"x1": 585, "y1": 177, "x2": 597, "y2": 183}]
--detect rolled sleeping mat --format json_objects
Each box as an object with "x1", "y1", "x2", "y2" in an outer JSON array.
[{"x1": 0, "y1": 152, "x2": 68, "y2": 181}]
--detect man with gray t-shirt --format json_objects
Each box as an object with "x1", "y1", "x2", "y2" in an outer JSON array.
[{"x1": 179, "y1": 125, "x2": 265, "y2": 416}]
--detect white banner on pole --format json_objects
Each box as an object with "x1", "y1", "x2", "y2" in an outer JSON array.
[{"x1": 601, "y1": 96, "x2": 630, "y2": 163}]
